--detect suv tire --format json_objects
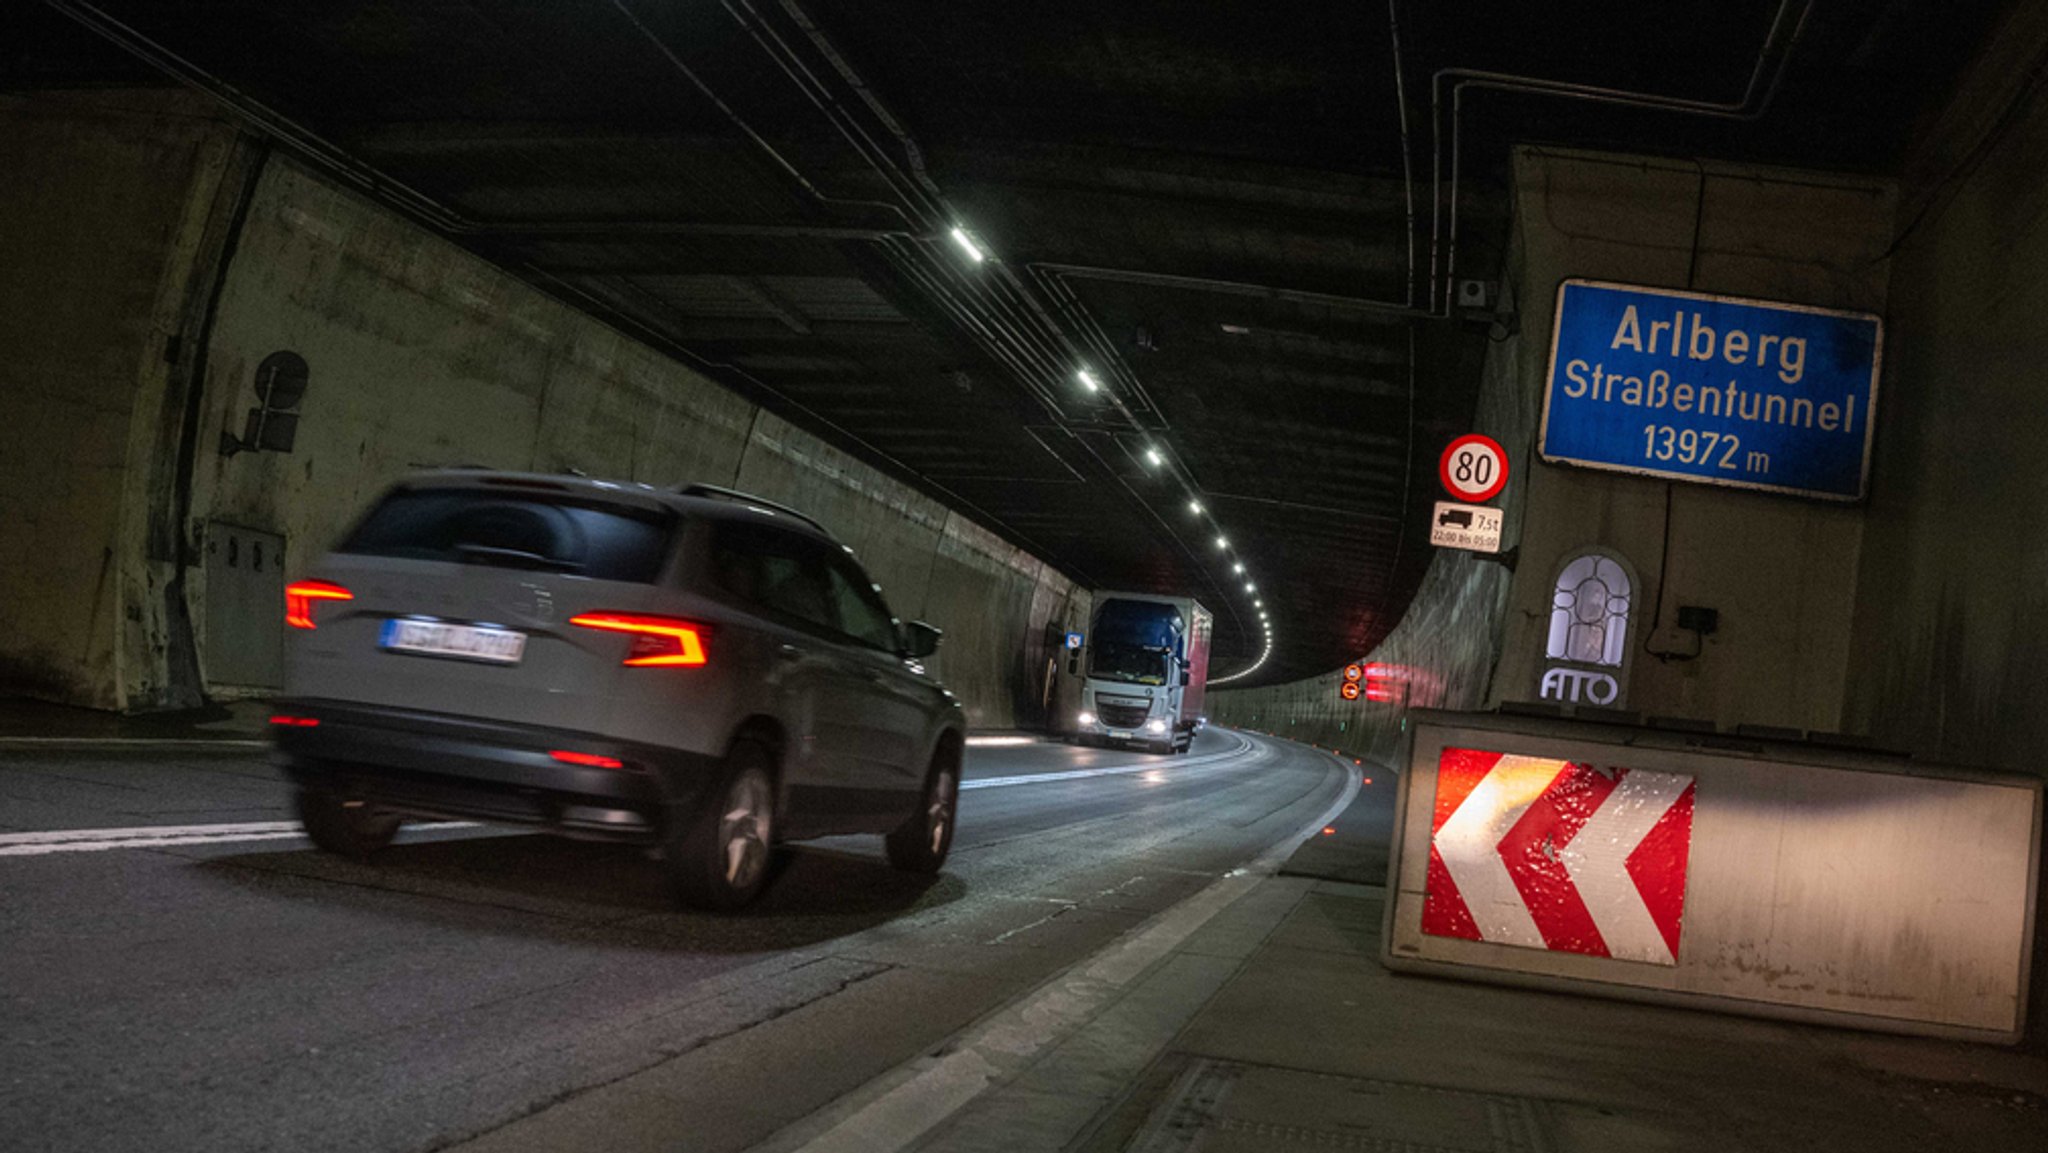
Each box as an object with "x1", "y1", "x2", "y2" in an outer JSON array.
[
  {"x1": 667, "y1": 741, "x2": 777, "y2": 911},
  {"x1": 885, "y1": 745, "x2": 959, "y2": 874},
  {"x1": 296, "y1": 788, "x2": 401, "y2": 859}
]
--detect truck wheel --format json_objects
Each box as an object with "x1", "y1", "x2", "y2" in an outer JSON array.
[
  {"x1": 666, "y1": 741, "x2": 777, "y2": 911},
  {"x1": 295, "y1": 788, "x2": 400, "y2": 859},
  {"x1": 886, "y1": 745, "x2": 960, "y2": 874}
]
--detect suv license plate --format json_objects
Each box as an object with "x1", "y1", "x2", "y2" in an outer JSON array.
[{"x1": 380, "y1": 619, "x2": 527, "y2": 665}]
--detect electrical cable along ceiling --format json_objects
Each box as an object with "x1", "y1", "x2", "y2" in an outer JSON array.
[{"x1": 13, "y1": 0, "x2": 2012, "y2": 684}]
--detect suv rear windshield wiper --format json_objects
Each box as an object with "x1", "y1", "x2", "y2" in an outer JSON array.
[{"x1": 453, "y1": 543, "x2": 583, "y2": 572}]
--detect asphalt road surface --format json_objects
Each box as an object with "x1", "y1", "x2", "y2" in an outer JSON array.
[{"x1": 0, "y1": 728, "x2": 1350, "y2": 1153}]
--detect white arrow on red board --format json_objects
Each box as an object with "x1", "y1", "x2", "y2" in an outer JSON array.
[{"x1": 1422, "y1": 748, "x2": 1696, "y2": 965}]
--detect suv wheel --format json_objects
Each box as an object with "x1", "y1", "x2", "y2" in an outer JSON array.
[
  {"x1": 667, "y1": 741, "x2": 777, "y2": 911},
  {"x1": 295, "y1": 788, "x2": 401, "y2": 859},
  {"x1": 885, "y1": 747, "x2": 959, "y2": 874}
]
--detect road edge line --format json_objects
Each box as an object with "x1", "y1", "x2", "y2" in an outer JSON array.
[{"x1": 753, "y1": 733, "x2": 1361, "y2": 1153}]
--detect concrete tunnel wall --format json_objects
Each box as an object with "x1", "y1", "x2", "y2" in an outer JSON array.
[
  {"x1": 1212, "y1": 5, "x2": 2048, "y2": 1039},
  {"x1": 0, "y1": 89, "x2": 1089, "y2": 728},
  {"x1": 0, "y1": 92, "x2": 255, "y2": 709},
  {"x1": 1213, "y1": 146, "x2": 1896, "y2": 755}
]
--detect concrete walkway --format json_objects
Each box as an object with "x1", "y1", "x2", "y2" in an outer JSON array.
[{"x1": 925, "y1": 787, "x2": 2048, "y2": 1153}]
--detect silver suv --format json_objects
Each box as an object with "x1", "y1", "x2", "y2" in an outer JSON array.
[{"x1": 268, "y1": 472, "x2": 965, "y2": 910}]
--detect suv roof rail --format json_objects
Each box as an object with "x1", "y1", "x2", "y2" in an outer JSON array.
[{"x1": 675, "y1": 483, "x2": 831, "y2": 535}]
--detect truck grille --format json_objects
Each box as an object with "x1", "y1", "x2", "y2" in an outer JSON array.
[{"x1": 1098, "y1": 702, "x2": 1151, "y2": 729}]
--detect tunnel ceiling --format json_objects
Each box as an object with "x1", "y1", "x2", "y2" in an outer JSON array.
[{"x1": 8, "y1": 0, "x2": 2010, "y2": 685}]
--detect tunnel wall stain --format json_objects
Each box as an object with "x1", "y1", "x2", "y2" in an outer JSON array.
[
  {"x1": 1845, "y1": 2, "x2": 2048, "y2": 778},
  {"x1": 1840, "y1": 3, "x2": 2048, "y2": 1045},
  {"x1": 0, "y1": 91, "x2": 249, "y2": 711}
]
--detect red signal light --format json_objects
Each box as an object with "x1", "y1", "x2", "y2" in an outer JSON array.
[
  {"x1": 550, "y1": 749, "x2": 625, "y2": 769},
  {"x1": 570, "y1": 612, "x2": 709, "y2": 667},
  {"x1": 285, "y1": 580, "x2": 353, "y2": 629},
  {"x1": 268, "y1": 714, "x2": 320, "y2": 728},
  {"x1": 1363, "y1": 661, "x2": 1406, "y2": 703}
]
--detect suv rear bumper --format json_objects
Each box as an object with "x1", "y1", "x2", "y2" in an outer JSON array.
[{"x1": 269, "y1": 700, "x2": 721, "y2": 843}]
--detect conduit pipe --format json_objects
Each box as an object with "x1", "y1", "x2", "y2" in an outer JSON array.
[
  {"x1": 775, "y1": 0, "x2": 949, "y2": 203},
  {"x1": 1430, "y1": 0, "x2": 1815, "y2": 312},
  {"x1": 1031, "y1": 0, "x2": 1813, "y2": 321},
  {"x1": 716, "y1": 0, "x2": 1249, "y2": 567},
  {"x1": 43, "y1": 1, "x2": 919, "y2": 242}
]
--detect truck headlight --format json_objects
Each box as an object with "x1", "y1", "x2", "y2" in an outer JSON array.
[
  {"x1": 1144, "y1": 718, "x2": 1167, "y2": 734},
  {"x1": 1077, "y1": 711, "x2": 1096, "y2": 727}
]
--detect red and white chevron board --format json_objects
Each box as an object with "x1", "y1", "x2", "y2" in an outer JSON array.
[{"x1": 1422, "y1": 747, "x2": 1697, "y2": 965}]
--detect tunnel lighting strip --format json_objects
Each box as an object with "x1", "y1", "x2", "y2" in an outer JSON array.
[
  {"x1": 948, "y1": 226, "x2": 986, "y2": 263},
  {"x1": 1182, "y1": 484, "x2": 1272, "y2": 682},
  {"x1": 951, "y1": 231, "x2": 1268, "y2": 675}
]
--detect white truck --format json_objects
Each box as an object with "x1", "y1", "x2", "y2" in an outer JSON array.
[{"x1": 1071, "y1": 592, "x2": 1212, "y2": 754}]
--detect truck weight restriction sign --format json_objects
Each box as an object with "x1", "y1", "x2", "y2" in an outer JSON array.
[{"x1": 1439, "y1": 435, "x2": 1507, "y2": 502}]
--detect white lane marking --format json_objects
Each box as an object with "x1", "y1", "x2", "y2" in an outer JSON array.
[
  {"x1": 965, "y1": 761, "x2": 1212, "y2": 790},
  {"x1": 2, "y1": 734, "x2": 1256, "y2": 857},
  {"x1": 963, "y1": 736, "x2": 1037, "y2": 747},
  {"x1": 0, "y1": 737, "x2": 267, "y2": 754},
  {"x1": 1434, "y1": 754, "x2": 1567, "y2": 949},
  {"x1": 1559, "y1": 769, "x2": 1692, "y2": 964},
  {"x1": 769, "y1": 740, "x2": 1360, "y2": 1153},
  {"x1": 0, "y1": 820, "x2": 476, "y2": 857},
  {"x1": 0, "y1": 831, "x2": 311, "y2": 856},
  {"x1": 963, "y1": 733, "x2": 1254, "y2": 791}
]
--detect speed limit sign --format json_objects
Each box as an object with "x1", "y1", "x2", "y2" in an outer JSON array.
[{"x1": 1439, "y1": 434, "x2": 1508, "y2": 502}]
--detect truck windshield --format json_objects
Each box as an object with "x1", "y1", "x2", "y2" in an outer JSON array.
[{"x1": 1089, "y1": 642, "x2": 1171, "y2": 685}]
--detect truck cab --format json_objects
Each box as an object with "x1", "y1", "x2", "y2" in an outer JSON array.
[{"x1": 1071, "y1": 593, "x2": 1210, "y2": 754}]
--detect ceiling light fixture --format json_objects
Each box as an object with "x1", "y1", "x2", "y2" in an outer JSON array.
[
  {"x1": 948, "y1": 227, "x2": 986, "y2": 263},
  {"x1": 1077, "y1": 368, "x2": 1100, "y2": 392},
  {"x1": 1188, "y1": 499, "x2": 1203, "y2": 515},
  {"x1": 1144, "y1": 447, "x2": 1164, "y2": 467},
  {"x1": 1215, "y1": 536, "x2": 1228, "y2": 549}
]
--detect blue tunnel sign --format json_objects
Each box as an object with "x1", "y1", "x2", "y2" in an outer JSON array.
[{"x1": 1540, "y1": 280, "x2": 1882, "y2": 501}]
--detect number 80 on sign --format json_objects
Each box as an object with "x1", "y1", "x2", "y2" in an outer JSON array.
[{"x1": 1439, "y1": 434, "x2": 1508, "y2": 503}]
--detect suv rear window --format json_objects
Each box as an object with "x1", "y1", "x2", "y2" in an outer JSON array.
[{"x1": 340, "y1": 487, "x2": 675, "y2": 583}]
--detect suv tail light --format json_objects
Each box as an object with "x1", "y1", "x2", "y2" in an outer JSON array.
[
  {"x1": 285, "y1": 580, "x2": 353, "y2": 629},
  {"x1": 570, "y1": 612, "x2": 709, "y2": 667}
]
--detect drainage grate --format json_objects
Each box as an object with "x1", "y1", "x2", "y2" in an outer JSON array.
[{"x1": 1126, "y1": 1058, "x2": 1550, "y2": 1153}]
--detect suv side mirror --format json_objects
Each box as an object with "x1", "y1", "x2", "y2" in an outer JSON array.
[{"x1": 902, "y1": 620, "x2": 942, "y2": 659}]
